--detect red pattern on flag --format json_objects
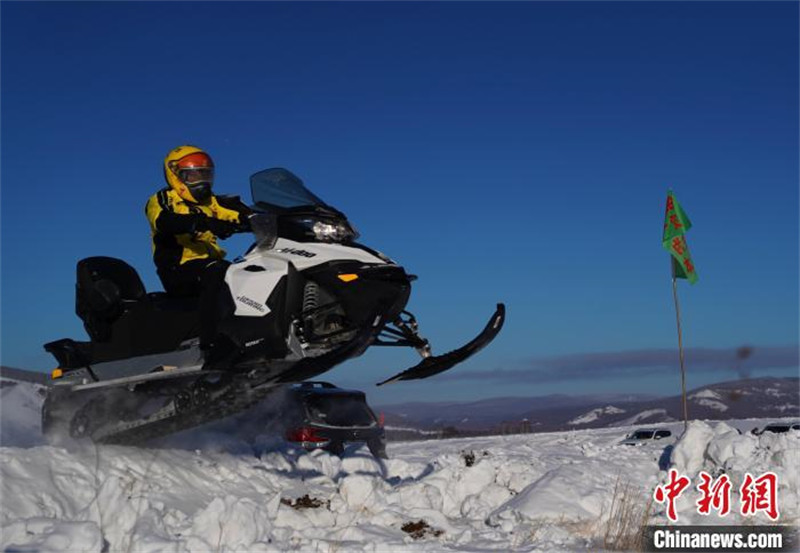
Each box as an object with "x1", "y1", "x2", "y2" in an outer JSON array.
[{"x1": 671, "y1": 237, "x2": 685, "y2": 256}]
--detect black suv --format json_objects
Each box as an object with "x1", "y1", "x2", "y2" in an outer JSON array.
[
  {"x1": 279, "y1": 382, "x2": 387, "y2": 459},
  {"x1": 752, "y1": 422, "x2": 800, "y2": 435}
]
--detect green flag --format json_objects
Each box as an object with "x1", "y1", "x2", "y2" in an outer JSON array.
[{"x1": 662, "y1": 191, "x2": 698, "y2": 284}]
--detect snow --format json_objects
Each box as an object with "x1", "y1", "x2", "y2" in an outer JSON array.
[
  {"x1": 0, "y1": 379, "x2": 47, "y2": 448},
  {"x1": 2, "y1": 379, "x2": 798, "y2": 552},
  {"x1": 665, "y1": 420, "x2": 800, "y2": 525},
  {"x1": 689, "y1": 389, "x2": 722, "y2": 400},
  {"x1": 568, "y1": 405, "x2": 625, "y2": 425},
  {"x1": 695, "y1": 398, "x2": 729, "y2": 412},
  {"x1": 617, "y1": 408, "x2": 671, "y2": 426},
  {"x1": 384, "y1": 425, "x2": 440, "y2": 435}
]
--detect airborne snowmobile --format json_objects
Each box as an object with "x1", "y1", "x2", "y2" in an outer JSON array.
[{"x1": 42, "y1": 168, "x2": 505, "y2": 445}]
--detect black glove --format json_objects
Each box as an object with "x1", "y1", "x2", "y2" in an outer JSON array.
[
  {"x1": 235, "y1": 216, "x2": 252, "y2": 233},
  {"x1": 195, "y1": 216, "x2": 239, "y2": 239}
]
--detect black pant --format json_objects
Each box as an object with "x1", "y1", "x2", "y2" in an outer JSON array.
[{"x1": 158, "y1": 259, "x2": 231, "y2": 348}]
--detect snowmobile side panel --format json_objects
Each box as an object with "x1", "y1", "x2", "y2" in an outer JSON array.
[
  {"x1": 226, "y1": 257, "x2": 289, "y2": 317},
  {"x1": 213, "y1": 272, "x2": 293, "y2": 365},
  {"x1": 376, "y1": 303, "x2": 505, "y2": 386},
  {"x1": 69, "y1": 364, "x2": 209, "y2": 391},
  {"x1": 52, "y1": 346, "x2": 204, "y2": 385}
]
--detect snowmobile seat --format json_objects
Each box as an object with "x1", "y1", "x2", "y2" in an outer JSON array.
[
  {"x1": 76, "y1": 256, "x2": 148, "y2": 342},
  {"x1": 147, "y1": 292, "x2": 200, "y2": 312},
  {"x1": 44, "y1": 257, "x2": 202, "y2": 369},
  {"x1": 64, "y1": 256, "x2": 202, "y2": 366}
]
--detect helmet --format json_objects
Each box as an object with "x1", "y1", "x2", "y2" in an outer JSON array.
[{"x1": 164, "y1": 145, "x2": 215, "y2": 204}]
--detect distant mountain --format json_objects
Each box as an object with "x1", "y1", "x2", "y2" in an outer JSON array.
[
  {"x1": 568, "y1": 405, "x2": 626, "y2": 425},
  {"x1": 377, "y1": 377, "x2": 799, "y2": 436},
  {"x1": 0, "y1": 366, "x2": 49, "y2": 385},
  {"x1": 378, "y1": 392, "x2": 659, "y2": 431}
]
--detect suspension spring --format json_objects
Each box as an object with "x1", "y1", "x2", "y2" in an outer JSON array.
[{"x1": 302, "y1": 282, "x2": 319, "y2": 313}]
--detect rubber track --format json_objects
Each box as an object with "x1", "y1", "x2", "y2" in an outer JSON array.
[{"x1": 95, "y1": 379, "x2": 279, "y2": 446}]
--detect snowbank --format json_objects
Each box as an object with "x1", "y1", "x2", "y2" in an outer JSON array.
[
  {"x1": 2, "y1": 379, "x2": 797, "y2": 551},
  {"x1": 0, "y1": 422, "x2": 666, "y2": 552},
  {"x1": 0, "y1": 378, "x2": 47, "y2": 448},
  {"x1": 665, "y1": 420, "x2": 799, "y2": 525}
]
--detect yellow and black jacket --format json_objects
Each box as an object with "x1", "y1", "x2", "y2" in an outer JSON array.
[{"x1": 145, "y1": 187, "x2": 242, "y2": 271}]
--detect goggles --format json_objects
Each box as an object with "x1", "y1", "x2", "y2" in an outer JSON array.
[{"x1": 178, "y1": 167, "x2": 214, "y2": 186}]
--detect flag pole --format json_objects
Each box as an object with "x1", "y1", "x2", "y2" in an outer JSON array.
[{"x1": 671, "y1": 259, "x2": 689, "y2": 432}]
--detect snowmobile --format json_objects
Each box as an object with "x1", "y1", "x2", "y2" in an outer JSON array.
[{"x1": 42, "y1": 168, "x2": 505, "y2": 445}]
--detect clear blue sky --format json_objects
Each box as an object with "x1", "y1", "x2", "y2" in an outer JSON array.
[{"x1": 1, "y1": 2, "x2": 798, "y2": 404}]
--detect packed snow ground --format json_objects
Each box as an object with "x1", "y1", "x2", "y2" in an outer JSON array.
[{"x1": 1, "y1": 380, "x2": 798, "y2": 552}]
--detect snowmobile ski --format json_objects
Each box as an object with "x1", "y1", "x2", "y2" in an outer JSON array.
[{"x1": 376, "y1": 303, "x2": 505, "y2": 386}]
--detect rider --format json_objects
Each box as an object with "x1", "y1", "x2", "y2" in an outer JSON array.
[{"x1": 145, "y1": 145, "x2": 248, "y2": 351}]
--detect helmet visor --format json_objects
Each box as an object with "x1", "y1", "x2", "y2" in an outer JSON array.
[{"x1": 178, "y1": 167, "x2": 214, "y2": 186}]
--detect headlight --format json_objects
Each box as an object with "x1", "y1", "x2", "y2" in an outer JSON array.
[
  {"x1": 284, "y1": 214, "x2": 360, "y2": 243},
  {"x1": 312, "y1": 220, "x2": 356, "y2": 242}
]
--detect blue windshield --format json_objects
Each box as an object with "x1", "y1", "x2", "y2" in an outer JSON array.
[{"x1": 250, "y1": 168, "x2": 327, "y2": 209}]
